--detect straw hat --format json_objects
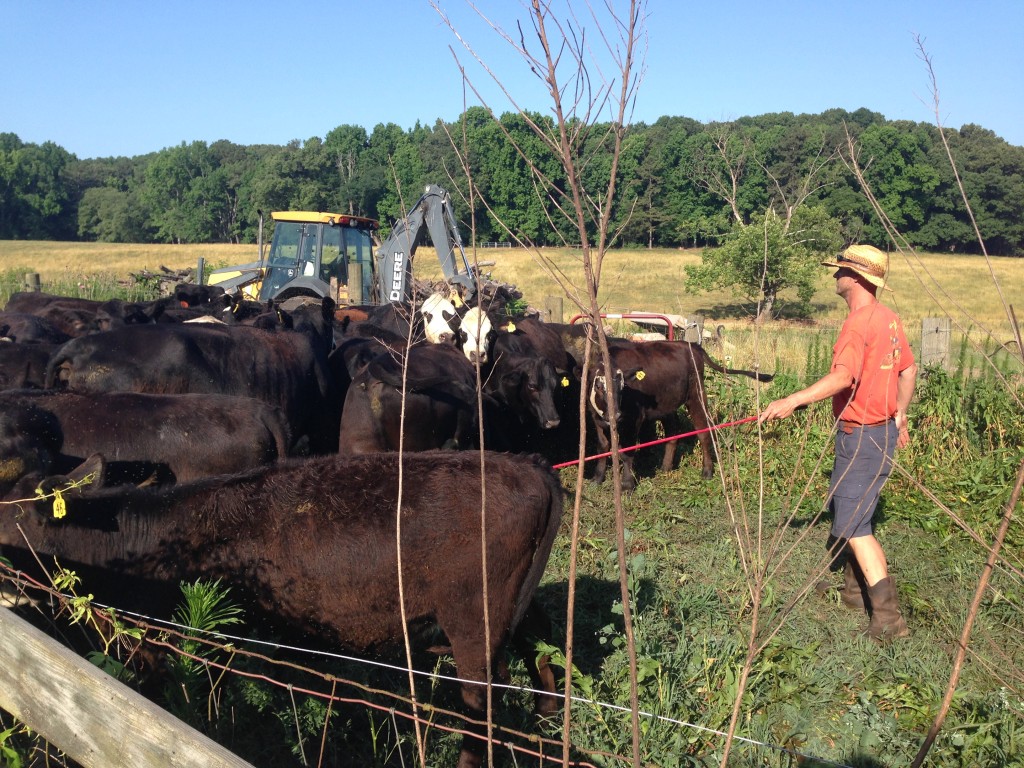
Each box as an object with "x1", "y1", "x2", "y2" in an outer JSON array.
[{"x1": 821, "y1": 244, "x2": 890, "y2": 290}]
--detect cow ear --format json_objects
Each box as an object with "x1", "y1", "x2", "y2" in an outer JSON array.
[
  {"x1": 502, "y1": 369, "x2": 526, "y2": 388},
  {"x1": 32, "y1": 454, "x2": 105, "y2": 522},
  {"x1": 625, "y1": 367, "x2": 644, "y2": 383},
  {"x1": 36, "y1": 453, "x2": 106, "y2": 498}
]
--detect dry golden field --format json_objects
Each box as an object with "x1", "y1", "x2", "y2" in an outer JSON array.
[{"x1": 2, "y1": 240, "x2": 1021, "y2": 375}]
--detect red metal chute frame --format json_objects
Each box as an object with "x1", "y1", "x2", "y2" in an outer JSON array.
[{"x1": 569, "y1": 312, "x2": 684, "y2": 341}]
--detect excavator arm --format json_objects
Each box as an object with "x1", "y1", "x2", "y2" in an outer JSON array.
[{"x1": 374, "y1": 184, "x2": 477, "y2": 304}]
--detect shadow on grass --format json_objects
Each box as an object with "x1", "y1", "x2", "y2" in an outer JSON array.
[
  {"x1": 534, "y1": 574, "x2": 657, "y2": 679},
  {"x1": 693, "y1": 301, "x2": 835, "y2": 321}
]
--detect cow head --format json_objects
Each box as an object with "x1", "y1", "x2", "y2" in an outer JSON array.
[
  {"x1": 0, "y1": 401, "x2": 63, "y2": 501},
  {"x1": 458, "y1": 306, "x2": 495, "y2": 365},
  {"x1": 501, "y1": 357, "x2": 561, "y2": 430},
  {"x1": 420, "y1": 293, "x2": 457, "y2": 345},
  {"x1": 588, "y1": 365, "x2": 641, "y2": 425}
]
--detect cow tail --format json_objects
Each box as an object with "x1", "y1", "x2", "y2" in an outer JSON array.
[
  {"x1": 694, "y1": 343, "x2": 774, "y2": 382},
  {"x1": 510, "y1": 456, "x2": 564, "y2": 633},
  {"x1": 263, "y1": 406, "x2": 293, "y2": 460},
  {"x1": 43, "y1": 347, "x2": 70, "y2": 389}
]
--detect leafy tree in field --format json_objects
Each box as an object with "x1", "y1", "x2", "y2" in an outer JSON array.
[
  {"x1": 142, "y1": 141, "x2": 232, "y2": 244},
  {"x1": 685, "y1": 205, "x2": 843, "y2": 321},
  {"x1": 323, "y1": 124, "x2": 377, "y2": 218},
  {"x1": 77, "y1": 186, "x2": 152, "y2": 242},
  {"x1": 945, "y1": 124, "x2": 1024, "y2": 255},
  {"x1": 856, "y1": 122, "x2": 940, "y2": 245},
  {"x1": 361, "y1": 122, "x2": 415, "y2": 230},
  {"x1": 472, "y1": 111, "x2": 565, "y2": 245},
  {"x1": 0, "y1": 134, "x2": 75, "y2": 239}
]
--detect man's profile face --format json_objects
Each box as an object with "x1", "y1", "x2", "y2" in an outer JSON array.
[{"x1": 833, "y1": 267, "x2": 858, "y2": 297}]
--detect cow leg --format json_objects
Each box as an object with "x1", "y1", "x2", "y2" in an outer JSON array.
[
  {"x1": 510, "y1": 599, "x2": 560, "y2": 717},
  {"x1": 443, "y1": 595, "x2": 521, "y2": 768},
  {"x1": 620, "y1": 448, "x2": 637, "y2": 492},
  {"x1": 590, "y1": 415, "x2": 611, "y2": 485},
  {"x1": 685, "y1": 389, "x2": 715, "y2": 479},
  {"x1": 618, "y1": 416, "x2": 645, "y2": 492},
  {"x1": 659, "y1": 412, "x2": 683, "y2": 474}
]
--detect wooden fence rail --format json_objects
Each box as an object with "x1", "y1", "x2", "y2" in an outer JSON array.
[{"x1": 0, "y1": 607, "x2": 252, "y2": 767}]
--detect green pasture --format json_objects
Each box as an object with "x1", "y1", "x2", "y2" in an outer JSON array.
[{"x1": 1, "y1": 240, "x2": 1023, "y2": 766}]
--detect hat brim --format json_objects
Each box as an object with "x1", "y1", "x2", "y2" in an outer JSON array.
[{"x1": 821, "y1": 260, "x2": 892, "y2": 291}]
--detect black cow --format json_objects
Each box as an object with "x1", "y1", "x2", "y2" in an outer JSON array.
[
  {"x1": 0, "y1": 311, "x2": 72, "y2": 344},
  {"x1": 3, "y1": 292, "x2": 106, "y2": 338},
  {"x1": 0, "y1": 390, "x2": 291, "y2": 483},
  {"x1": 339, "y1": 343, "x2": 484, "y2": 455},
  {"x1": 173, "y1": 283, "x2": 227, "y2": 308},
  {"x1": 480, "y1": 332, "x2": 563, "y2": 452},
  {"x1": 44, "y1": 298, "x2": 339, "y2": 454},
  {"x1": 0, "y1": 341, "x2": 57, "y2": 390},
  {"x1": 0, "y1": 442, "x2": 563, "y2": 768},
  {"x1": 588, "y1": 339, "x2": 773, "y2": 489},
  {"x1": 496, "y1": 316, "x2": 576, "y2": 375},
  {"x1": 0, "y1": 401, "x2": 62, "y2": 498}
]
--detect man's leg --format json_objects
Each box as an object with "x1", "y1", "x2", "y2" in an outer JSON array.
[
  {"x1": 847, "y1": 534, "x2": 888, "y2": 587},
  {"x1": 849, "y1": 534, "x2": 908, "y2": 641}
]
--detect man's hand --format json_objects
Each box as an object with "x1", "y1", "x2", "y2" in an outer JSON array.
[
  {"x1": 759, "y1": 395, "x2": 801, "y2": 423},
  {"x1": 895, "y1": 408, "x2": 910, "y2": 449}
]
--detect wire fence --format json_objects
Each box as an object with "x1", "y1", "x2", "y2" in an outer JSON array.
[{"x1": 1, "y1": 540, "x2": 862, "y2": 768}]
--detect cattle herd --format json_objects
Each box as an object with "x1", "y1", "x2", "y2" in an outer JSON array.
[{"x1": 0, "y1": 283, "x2": 770, "y2": 766}]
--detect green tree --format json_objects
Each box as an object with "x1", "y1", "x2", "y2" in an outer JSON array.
[
  {"x1": 856, "y1": 122, "x2": 940, "y2": 245},
  {"x1": 685, "y1": 205, "x2": 843, "y2": 321},
  {"x1": 942, "y1": 124, "x2": 1024, "y2": 255},
  {"x1": 0, "y1": 134, "x2": 75, "y2": 239},
  {"x1": 142, "y1": 141, "x2": 230, "y2": 243},
  {"x1": 77, "y1": 186, "x2": 151, "y2": 242}
]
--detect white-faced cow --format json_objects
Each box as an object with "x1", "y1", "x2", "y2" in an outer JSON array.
[
  {"x1": 457, "y1": 306, "x2": 495, "y2": 364},
  {"x1": 0, "y1": 426, "x2": 563, "y2": 768},
  {"x1": 588, "y1": 339, "x2": 773, "y2": 490}
]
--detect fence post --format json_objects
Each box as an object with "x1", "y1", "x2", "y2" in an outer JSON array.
[
  {"x1": 24, "y1": 272, "x2": 41, "y2": 292},
  {"x1": 921, "y1": 317, "x2": 952, "y2": 369},
  {"x1": 543, "y1": 296, "x2": 563, "y2": 323},
  {"x1": 683, "y1": 314, "x2": 704, "y2": 343},
  {"x1": 0, "y1": 607, "x2": 253, "y2": 767}
]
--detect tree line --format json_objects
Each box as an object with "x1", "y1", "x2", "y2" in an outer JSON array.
[{"x1": 2, "y1": 106, "x2": 1022, "y2": 255}]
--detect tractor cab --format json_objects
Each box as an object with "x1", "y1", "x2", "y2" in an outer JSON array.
[
  {"x1": 258, "y1": 212, "x2": 379, "y2": 304},
  {"x1": 208, "y1": 211, "x2": 379, "y2": 305}
]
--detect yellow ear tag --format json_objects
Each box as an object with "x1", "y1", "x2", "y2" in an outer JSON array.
[
  {"x1": 506, "y1": 322, "x2": 516, "y2": 332},
  {"x1": 52, "y1": 490, "x2": 67, "y2": 520},
  {"x1": 561, "y1": 376, "x2": 570, "y2": 388},
  {"x1": 635, "y1": 370, "x2": 646, "y2": 381}
]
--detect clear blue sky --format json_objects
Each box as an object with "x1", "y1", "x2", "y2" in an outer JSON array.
[{"x1": 4, "y1": 0, "x2": 1022, "y2": 159}]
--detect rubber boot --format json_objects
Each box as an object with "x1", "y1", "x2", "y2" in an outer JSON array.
[
  {"x1": 838, "y1": 558, "x2": 868, "y2": 613},
  {"x1": 864, "y1": 577, "x2": 910, "y2": 642},
  {"x1": 815, "y1": 550, "x2": 867, "y2": 613}
]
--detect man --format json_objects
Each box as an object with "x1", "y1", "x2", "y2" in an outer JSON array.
[{"x1": 759, "y1": 244, "x2": 917, "y2": 641}]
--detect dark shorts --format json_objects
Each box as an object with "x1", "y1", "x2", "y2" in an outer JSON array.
[{"x1": 827, "y1": 420, "x2": 897, "y2": 540}]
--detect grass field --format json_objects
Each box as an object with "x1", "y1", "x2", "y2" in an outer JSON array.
[
  {"x1": 2, "y1": 240, "x2": 1019, "y2": 329},
  {"x1": 3, "y1": 239, "x2": 1020, "y2": 380}
]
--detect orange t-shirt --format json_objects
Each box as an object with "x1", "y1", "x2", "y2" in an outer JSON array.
[{"x1": 830, "y1": 302, "x2": 914, "y2": 423}]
